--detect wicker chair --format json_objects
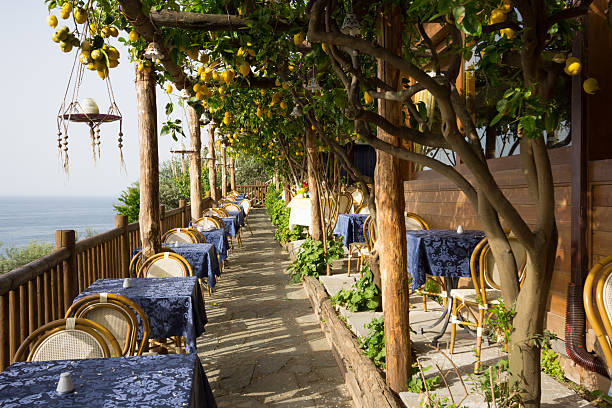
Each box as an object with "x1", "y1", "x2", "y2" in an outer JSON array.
[
  {"x1": 193, "y1": 216, "x2": 224, "y2": 231},
  {"x1": 351, "y1": 187, "x2": 364, "y2": 208},
  {"x1": 162, "y1": 228, "x2": 199, "y2": 244},
  {"x1": 235, "y1": 199, "x2": 254, "y2": 236},
  {"x1": 449, "y1": 236, "x2": 527, "y2": 372},
  {"x1": 138, "y1": 252, "x2": 193, "y2": 278},
  {"x1": 584, "y1": 254, "x2": 612, "y2": 377},
  {"x1": 66, "y1": 293, "x2": 149, "y2": 356},
  {"x1": 186, "y1": 228, "x2": 207, "y2": 243},
  {"x1": 354, "y1": 203, "x2": 370, "y2": 214},
  {"x1": 351, "y1": 215, "x2": 375, "y2": 277},
  {"x1": 337, "y1": 192, "x2": 353, "y2": 215},
  {"x1": 204, "y1": 208, "x2": 229, "y2": 218},
  {"x1": 129, "y1": 247, "x2": 175, "y2": 277},
  {"x1": 13, "y1": 318, "x2": 121, "y2": 362}
]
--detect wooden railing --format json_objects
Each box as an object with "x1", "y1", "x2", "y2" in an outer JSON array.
[
  {"x1": 0, "y1": 201, "x2": 191, "y2": 371},
  {"x1": 236, "y1": 184, "x2": 268, "y2": 207}
]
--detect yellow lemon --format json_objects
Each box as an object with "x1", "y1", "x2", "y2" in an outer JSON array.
[
  {"x1": 583, "y1": 78, "x2": 599, "y2": 94},
  {"x1": 97, "y1": 69, "x2": 107, "y2": 79},
  {"x1": 137, "y1": 62, "x2": 144, "y2": 72},
  {"x1": 218, "y1": 86, "x2": 226, "y2": 95},
  {"x1": 499, "y1": 0, "x2": 513, "y2": 13},
  {"x1": 282, "y1": 82, "x2": 289, "y2": 90},
  {"x1": 61, "y1": 2, "x2": 72, "y2": 12},
  {"x1": 81, "y1": 39, "x2": 92, "y2": 51},
  {"x1": 311, "y1": 125, "x2": 315, "y2": 131},
  {"x1": 165, "y1": 84, "x2": 173, "y2": 93},
  {"x1": 59, "y1": 8, "x2": 70, "y2": 19},
  {"x1": 489, "y1": 8, "x2": 506, "y2": 24},
  {"x1": 223, "y1": 116, "x2": 230, "y2": 125},
  {"x1": 256, "y1": 107, "x2": 263, "y2": 117},
  {"x1": 109, "y1": 27, "x2": 118, "y2": 37},
  {"x1": 193, "y1": 83, "x2": 201, "y2": 93},
  {"x1": 212, "y1": 71, "x2": 219, "y2": 81},
  {"x1": 322, "y1": 43, "x2": 327, "y2": 52},
  {"x1": 59, "y1": 41, "x2": 73, "y2": 53},
  {"x1": 90, "y1": 49, "x2": 103, "y2": 61},
  {"x1": 564, "y1": 57, "x2": 581, "y2": 76},
  {"x1": 500, "y1": 28, "x2": 515, "y2": 39},
  {"x1": 364, "y1": 91, "x2": 373, "y2": 104},
  {"x1": 79, "y1": 51, "x2": 91, "y2": 64},
  {"x1": 293, "y1": 32, "x2": 305, "y2": 46},
  {"x1": 280, "y1": 101, "x2": 287, "y2": 110},
  {"x1": 239, "y1": 61, "x2": 250, "y2": 77},
  {"x1": 107, "y1": 47, "x2": 119, "y2": 60},
  {"x1": 87, "y1": 62, "x2": 95, "y2": 71},
  {"x1": 196, "y1": 91, "x2": 205, "y2": 100},
  {"x1": 101, "y1": 26, "x2": 110, "y2": 38},
  {"x1": 89, "y1": 24, "x2": 97, "y2": 35},
  {"x1": 73, "y1": 8, "x2": 87, "y2": 24},
  {"x1": 108, "y1": 59, "x2": 119, "y2": 68},
  {"x1": 128, "y1": 30, "x2": 139, "y2": 42},
  {"x1": 55, "y1": 26, "x2": 69, "y2": 41},
  {"x1": 47, "y1": 14, "x2": 58, "y2": 28},
  {"x1": 223, "y1": 69, "x2": 235, "y2": 85},
  {"x1": 288, "y1": 63, "x2": 295, "y2": 71},
  {"x1": 275, "y1": 79, "x2": 281, "y2": 86}
]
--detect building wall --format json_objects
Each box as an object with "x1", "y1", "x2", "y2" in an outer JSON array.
[{"x1": 404, "y1": 147, "x2": 612, "y2": 339}]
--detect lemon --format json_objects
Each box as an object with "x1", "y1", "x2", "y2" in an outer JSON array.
[
  {"x1": 293, "y1": 32, "x2": 305, "y2": 46},
  {"x1": 222, "y1": 69, "x2": 235, "y2": 85},
  {"x1": 59, "y1": 8, "x2": 70, "y2": 19},
  {"x1": 101, "y1": 26, "x2": 110, "y2": 38},
  {"x1": 137, "y1": 62, "x2": 144, "y2": 72},
  {"x1": 128, "y1": 30, "x2": 139, "y2": 42},
  {"x1": 56, "y1": 26, "x2": 69, "y2": 41},
  {"x1": 564, "y1": 57, "x2": 581, "y2": 76},
  {"x1": 73, "y1": 8, "x2": 87, "y2": 24},
  {"x1": 91, "y1": 49, "x2": 103, "y2": 61},
  {"x1": 61, "y1": 2, "x2": 72, "y2": 13},
  {"x1": 201, "y1": 70, "x2": 212, "y2": 81},
  {"x1": 364, "y1": 91, "x2": 373, "y2": 104},
  {"x1": 256, "y1": 107, "x2": 263, "y2": 117},
  {"x1": 87, "y1": 62, "x2": 95, "y2": 71},
  {"x1": 321, "y1": 43, "x2": 327, "y2": 52},
  {"x1": 237, "y1": 47, "x2": 245, "y2": 57},
  {"x1": 288, "y1": 63, "x2": 295, "y2": 71},
  {"x1": 109, "y1": 27, "x2": 118, "y2": 37},
  {"x1": 583, "y1": 78, "x2": 599, "y2": 94},
  {"x1": 499, "y1": 0, "x2": 513, "y2": 13},
  {"x1": 79, "y1": 51, "x2": 91, "y2": 64},
  {"x1": 47, "y1": 14, "x2": 58, "y2": 28},
  {"x1": 89, "y1": 24, "x2": 97, "y2": 35},
  {"x1": 108, "y1": 59, "x2": 119, "y2": 68},
  {"x1": 98, "y1": 69, "x2": 107, "y2": 80},
  {"x1": 280, "y1": 101, "x2": 287, "y2": 110},
  {"x1": 247, "y1": 49, "x2": 256, "y2": 57},
  {"x1": 201, "y1": 85, "x2": 211, "y2": 96},
  {"x1": 196, "y1": 91, "x2": 205, "y2": 100},
  {"x1": 193, "y1": 83, "x2": 201, "y2": 93},
  {"x1": 212, "y1": 71, "x2": 219, "y2": 81},
  {"x1": 500, "y1": 28, "x2": 515, "y2": 39},
  {"x1": 282, "y1": 82, "x2": 289, "y2": 90},
  {"x1": 239, "y1": 61, "x2": 250, "y2": 77},
  {"x1": 81, "y1": 39, "x2": 92, "y2": 51},
  {"x1": 93, "y1": 60, "x2": 106, "y2": 71},
  {"x1": 218, "y1": 86, "x2": 226, "y2": 95},
  {"x1": 489, "y1": 8, "x2": 506, "y2": 24},
  {"x1": 52, "y1": 32, "x2": 61, "y2": 43},
  {"x1": 59, "y1": 41, "x2": 73, "y2": 53},
  {"x1": 311, "y1": 125, "x2": 315, "y2": 131}
]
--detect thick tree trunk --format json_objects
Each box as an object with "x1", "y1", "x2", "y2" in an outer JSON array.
[
  {"x1": 375, "y1": 8, "x2": 411, "y2": 392},
  {"x1": 230, "y1": 157, "x2": 236, "y2": 191},
  {"x1": 305, "y1": 128, "x2": 323, "y2": 241},
  {"x1": 221, "y1": 144, "x2": 228, "y2": 197},
  {"x1": 207, "y1": 126, "x2": 218, "y2": 202},
  {"x1": 135, "y1": 65, "x2": 161, "y2": 258},
  {"x1": 187, "y1": 106, "x2": 202, "y2": 221}
]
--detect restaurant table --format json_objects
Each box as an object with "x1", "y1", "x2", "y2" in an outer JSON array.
[
  {"x1": 406, "y1": 229, "x2": 485, "y2": 346},
  {"x1": 0, "y1": 354, "x2": 217, "y2": 407},
  {"x1": 221, "y1": 216, "x2": 240, "y2": 237},
  {"x1": 287, "y1": 196, "x2": 310, "y2": 230},
  {"x1": 226, "y1": 209, "x2": 245, "y2": 226},
  {"x1": 333, "y1": 214, "x2": 369, "y2": 247},
  {"x1": 199, "y1": 228, "x2": 229, "y2": 262},
  {"x1": 76, "y1": 277, "x2": 207, "y2": 353},
  {"x1": 171, "y1": 243, "x2": 221, "y2": 289}
]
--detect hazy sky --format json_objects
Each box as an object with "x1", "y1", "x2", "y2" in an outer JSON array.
[{"x1": 0, "y1": 1, "x2": 197, "y2": 197}]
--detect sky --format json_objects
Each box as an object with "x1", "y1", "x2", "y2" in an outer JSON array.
[{"x1": 0, "y1": 1, "x2": 198, "y2": 197}]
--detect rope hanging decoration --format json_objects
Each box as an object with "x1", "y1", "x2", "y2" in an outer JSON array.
[{"x1": 52, "y1": 0, "x2": 124, "y2": 174}]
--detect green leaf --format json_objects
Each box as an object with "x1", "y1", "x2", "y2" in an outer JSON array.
[{"x1": 165, "y1": 102, "x2": 173, "y2": 116}]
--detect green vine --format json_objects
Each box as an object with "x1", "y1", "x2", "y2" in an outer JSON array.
[
  {"x1": 330, "y1": 263, "x2": 381, "y2": 312},
  {"x1": 359, "y1": 317, "x2": 386, "y2": 369},
  {"x1": 287, "y1": 236, "x2": 343, "y2": 283}
]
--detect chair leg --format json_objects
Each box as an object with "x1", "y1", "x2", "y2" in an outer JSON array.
[
  {"x1": 347, "y1": 253, "x2": 352, "y2": 277},
  {"x1": 449, "y1": 297, "x2": 458, "y2": 354},
  {"x1": 475, "y1": 308, "x2": 485, "y2": 373},
  {"x1": 246, "y1": 219, "x2": 253, "y2": 236},
  {"x1": 422, "y1": 293, "x2": 428, "y2": 312}
]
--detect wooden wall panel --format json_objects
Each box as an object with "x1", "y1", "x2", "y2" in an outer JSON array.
[{"x1": 404, "y1": 153, "x2": 612, "y2": 339}]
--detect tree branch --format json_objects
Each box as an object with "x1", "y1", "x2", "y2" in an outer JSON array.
[
  {"x1": 546, "y1": 0, "x2": 595, "y2": 28},
  {"x1": 149, "y1": 9, "x2": 294, "y2": 31}
]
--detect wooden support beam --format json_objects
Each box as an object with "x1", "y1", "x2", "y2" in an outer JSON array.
[
  {"x1": 230, "y1": 157, "x2": 236, "y2": 191},
  {"x1": 207, "y1": 126, "x2": 218, "y2": 202},
  {"x1": 149, "y1": 9, "x2": 293, "y2": 32},
  {"x1": 306, "y1": 128, "x2": 323, "y2": 241},
  {"x1": 187, "y1": 106, "x2": 202, "y2": 221},
  {"x1": 375, "y1": 8, "x2": 411, "y2": 392},
  {"x1": 135, "y1": 65, "x2": 161, "y2": 258},
  {"x1": 221, "y1": 143, "x2": 228, "y2": 197}
]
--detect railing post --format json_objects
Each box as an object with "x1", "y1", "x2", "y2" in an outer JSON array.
[
  {"x1": 159, "y1": 205, "x2": 166, "y2": 236},
  {"x1": 179, "y1": 199, "x2": 187, "y2": 226},
  {"x1": 115, "y1": 215, "x2": 130, "y2": 278},
  {"x1": 55, "y1": 230, "x2": 76, "y2": 313},
  {"x1": 0, "y1": 293, "x2": 9, "y2": 370}
]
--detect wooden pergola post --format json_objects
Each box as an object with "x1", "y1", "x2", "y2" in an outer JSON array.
[
  {"x1": 375, "y1": 8, "x2": 411, "y2": 392},
  {"x1": 305, "y1": 127, "x2": 323, "y2": 241},
  {"x1": 230, "y1": 157, "x2": 236, "y2": 191},
  {"x1": 207, "y1": 125, "x2": 218, "y2": 202},
  {"x1": 187, "y1": 106, "x2": 202, "y2": 221},
  {"x1": 221, "y1": 143, "x2": 228, "y2": 197},
  {"x1": 135, "y1": 65, "x2": 161, "y2": 257}
]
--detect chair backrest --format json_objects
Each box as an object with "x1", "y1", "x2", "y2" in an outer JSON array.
[
  {"x1": 227, "y1": 191, "x2": 239, "y2": 199},
  {"x1": 13, "y1": 318, "x2": 121, "y2": 362},
  {"x1": 204, "y1": 208, "x2": 229, "y2": 217},
  {"x1": 354, "y1": 203, "x2": 370, "y2": 214},
  {"x1": 363, "y1": 215, "x2": 377, "y2": 251},
  {"x1": 337, "y1": 192, "x2": 353, "y2": 215},
  {"x1": 138, "y1": 252, "x2": 193, "y2": 278},
  {"x1": 129, "y1": 247, "x2": 175, "y2": 277},
  {"x1": 351, "y1": 188, "x2": 364, "y2": 207},
  {"x1": 65, "y1": 293, "x2": 148, "y2": 356},
  {"x1": 322, "y1": 195, "x2": 338, "y2": 228},
  {"x1": 469, "y1": 237, "x2": 528, "y2": 304},
  {"x1": 193, "y1": 216, "x2": 224, "y2": 231},
  {"x1": 405, "y1": 212, "x2": 429, "y2": 231},
  {"x1": 239, "y1": 199, "x2": 252, "y2": 215},
  {"x1": 223, "y1": 203, "x2": 242, "y2": 213},
  {"x1": 584, "y1": 255, "x2": 612, "y2": 375},
  {"x1": 186, "y1": 228, "x2": 207, "y2": 243},
  {"x1": 162, "y1": 228, "x2": 199, "y2": 244}
]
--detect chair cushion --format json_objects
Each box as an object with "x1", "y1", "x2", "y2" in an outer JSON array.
[{"x1": 449, "y1": 288, "x2": 502, "y2": 305}]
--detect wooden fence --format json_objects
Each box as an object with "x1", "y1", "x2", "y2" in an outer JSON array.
[
  {"x1": 236, "y1": 184, "x2": 268, "y2": 207},
  {"x1": 0, "y1": 201, "x2": 191, "y2": 371}
]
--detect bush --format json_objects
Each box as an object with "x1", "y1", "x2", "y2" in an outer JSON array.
[
  {"x1": 287, "y1": 236, "x2": 344, "y2": 283},
  {"x1": 359, "y1": 317, "x2": 386, "y2": 369},
  {"x1": 331, "y1": 263, "x2": 381, "y2": 312},
  {"x1": 0, "y1": 241, "x2": 55, "y2": 273}
]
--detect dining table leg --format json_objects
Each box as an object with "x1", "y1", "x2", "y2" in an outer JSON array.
[{"x1": 418, "y1": 277, "x2": 458, "y2": 347}]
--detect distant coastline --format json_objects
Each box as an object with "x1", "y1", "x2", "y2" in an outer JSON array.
[{"x1": 0, "y1": 196, "x2": 118, "y2": 248}]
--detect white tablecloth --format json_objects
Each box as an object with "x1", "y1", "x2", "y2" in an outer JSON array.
[{"x1": 288, "y1": 197, "x2": 311, "y2": 230}]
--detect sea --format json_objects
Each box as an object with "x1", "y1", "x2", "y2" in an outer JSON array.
[{"x1": 0, "y1": 196, "x2": 118, "y2": 249}]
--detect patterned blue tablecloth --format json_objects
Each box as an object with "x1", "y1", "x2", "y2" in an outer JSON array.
[
  {"x1": 226, "y1": 209, "x2": 245, "y2": 226},
  {"x1": 200, "y1": 228, "x2": 229, "y2": 262},
  {"x1": 0, "y1": 354, "x2": 217, "y2": 407},
  {"x1": 406, "y1": 230, "x2": 485, "y2": 291},
  {"x1": 221, "y1": 216, "x2": 240, "y2": 237},
  {"x1": 333, "y1": 214, "x2": 369, "y2": 247},
  {"x1": 172, "y1": 243, "x2": 221, "y2": 288},
  {"x1": 76, "y1": 277, "x2": 207, "y2": 353}
]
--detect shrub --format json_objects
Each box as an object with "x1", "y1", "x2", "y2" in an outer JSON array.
[
  {"x1": 0, "y1": 241, "x2": 55, "y2": 274},
  {"x1": 265, "y1": 185, "x2": 305, "y2": 243},
  {"x1": 331, "y1": 263, "x2": 381, "y2": 312},
  {"x1": 287, "y1": 236, "x2": 344, "y2": 283},
  {"x1": 359, "y1": 317, "x2": 386, "y2": 369}
]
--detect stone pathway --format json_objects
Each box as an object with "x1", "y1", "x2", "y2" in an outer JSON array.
[{"x1": 197, "y1": 208, "x2": 353, "y2": 407}]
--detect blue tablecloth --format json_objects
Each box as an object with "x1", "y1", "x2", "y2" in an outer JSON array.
[
  {"x1": 76, "y1": 277, "x2": 207, "y2": 353},
  {"x1": 221, "y1": 216, "x2": 240, "y2": 237},
  {"x1": 0, "y1": 354, "x2": 217, "y2": 407},
  {"x1": 406, "y1": 230, "x2": 485, "y2": 291},
  {"x1": 172, "y1": 243, "x2": 221, "y2": 288},
  {"x1": 200, "y1": 228, "x2": 229, "y2": 262},
  {"x1": 333, "y1": 214, "x2": 369, "y2": 247},
  {"x1": 227, "y1": 209, "x2": 245, "y2": 226}
]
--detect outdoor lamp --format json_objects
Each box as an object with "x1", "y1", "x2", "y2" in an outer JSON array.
[
  {"x1": 305, "y1": 77, "x2": 321, "y2": 91},
  {"x1": 341, "y1": 13, "x2": 360, "y2": 36},
  {"x1": 143, "y1": 42, "x2": 164, "y2": 60}
]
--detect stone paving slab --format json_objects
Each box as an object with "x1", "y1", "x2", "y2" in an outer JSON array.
[{"x1": 196, "y1": 208, "x2": 353, "y2": 407}]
